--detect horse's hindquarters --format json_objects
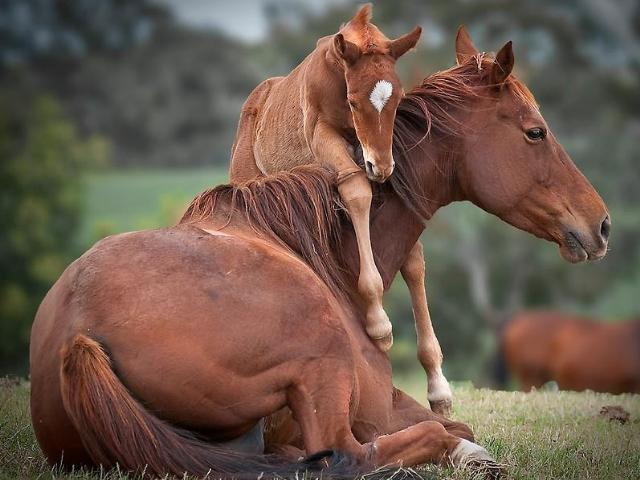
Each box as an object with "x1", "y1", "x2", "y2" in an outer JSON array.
[{"x1": 29, "y1": 224, "x2": 354, "y2": 466}]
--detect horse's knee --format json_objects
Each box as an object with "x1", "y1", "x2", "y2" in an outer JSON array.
[
  {"x1": 338, "y1": 172, "x2": 372, "y2": 206},
  {"x1": 372, "y1": 421, "x2": 456, "y2": 467},
  {"x1": 402, "y1": 256, "x2": 425, "y2": 285},
  {"x1": 358, "y1": 268, "x2": 383, "y2": 301},
  {"x1": 445, "y1": 420, "x2": 474, "y2": 442}
]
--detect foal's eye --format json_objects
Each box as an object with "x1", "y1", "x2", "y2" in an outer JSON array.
[{"x1": 526, "y1": 127, "x2": 546, "y2": 141}]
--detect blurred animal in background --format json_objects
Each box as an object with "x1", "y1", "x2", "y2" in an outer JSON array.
[
  {"x1": 229, "y1": 3, "x2": 422, "y2": 352},
  {"x1": 502, "y1": 311, "x2": 640, "y2": 393}
]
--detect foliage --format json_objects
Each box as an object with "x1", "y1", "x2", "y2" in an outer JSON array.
[
  {"x1": 0, "y1": 0, "x2": 168, "y2": 65},
  {"x1": 0, "y1": 95, "x2": 108, "y2": 373}
]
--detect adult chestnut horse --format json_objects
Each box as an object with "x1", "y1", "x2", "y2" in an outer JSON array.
[
  {"x1": 503, "y1": 312, "x2": 640, "y2": 393},
  {"x1": 230, "y1": 4, "x2": 422, "y2": 350},
  {"x1": 30, "y1": 31, "x2": 609, "y2": 478}
]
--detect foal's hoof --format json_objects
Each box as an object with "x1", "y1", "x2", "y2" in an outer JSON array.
[
  {"x1": 365, "y1": 311, "x2": 393, "y2": 352},
  {"x1": 450, "y1": 439, "x2": 504, "y2": 479},
  {"x1": 374, "y1": 332, "x2": 393, "y2": 352},
  {"x1": 429, "y1": 397, "x2": 452, "y2": 417}
]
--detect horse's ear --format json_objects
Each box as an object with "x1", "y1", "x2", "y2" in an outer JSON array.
[
  {"x1": 455, "y1": 25, "x2": 478, "y2": 64},
  {"x1": 490, "y1": 41, "x2": 514, "y2": 85},
  {"x1": 350, "y1": 3, "x2": 372, "y2": 27},
  {"x1": 334, "y1": 33, "x2": 361, "y2": 65},
  {"x1": 390, "y1": 26, "x2": 422, "y2": 59}
]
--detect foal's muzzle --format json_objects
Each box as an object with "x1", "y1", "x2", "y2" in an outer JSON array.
[{"x1": 364, "y1": 159, "x2": 394, "y2": 183}]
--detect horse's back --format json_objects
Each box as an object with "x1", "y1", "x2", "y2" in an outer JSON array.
[
  {"x1": 502, "y1": 312, "x2": 560, "y2": 390},
  {"x1": 30, "y1": 224, "x2": 353, "y2": 464},
  {"x1": 232, "y1": 45, "x2": 326, "y2": 180},
  {"x1": 253, "y1": 71, "x2": 314, "y2": 174},
  {"x1": 230, "y1": 76, "x2": 285, "y2": 182},
  {"x1": 553, "y1": 320, "x2": 640, "y2": 393}
]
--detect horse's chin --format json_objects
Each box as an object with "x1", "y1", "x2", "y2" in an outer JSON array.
[{"x1": 559, "y1": 243, "x2": 588, "y2": 263}]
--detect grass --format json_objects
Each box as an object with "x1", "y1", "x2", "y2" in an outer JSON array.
[
  {"x1": 80, "y1": 167, "x2": 228, "y2": 246},
  {"x1": 1, "y1": 378, "x2": 639, "y2": 480}
]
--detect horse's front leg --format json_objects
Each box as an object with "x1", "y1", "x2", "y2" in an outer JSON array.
[
  {"x1": 400, "y1": 240, "x2": 453, "y2": 416},
  {"x1": 309, "y1": 120, "x2": 392, "y2": 350}
]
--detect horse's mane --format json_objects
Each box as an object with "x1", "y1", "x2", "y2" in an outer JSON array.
[
  {"x1": 181, "y1": 166, "x2": 349, "y2": 298},
  {"x1": 181, "y1": 54, "x2": 537, "y2": 295},
  {"x1": 383, "y1": 53, "x2": 538, "y2": 222}
]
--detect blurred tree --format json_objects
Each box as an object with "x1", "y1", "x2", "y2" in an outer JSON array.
[
  {"x1": 0, "y1": 0, "x2": 169, "y2": 66},
  {"x1": 0, "y1": 94, "x2": 108, "y2": 373},
  {"x1": 0, "y1": 0, "x2": 261, "y2": 168}
]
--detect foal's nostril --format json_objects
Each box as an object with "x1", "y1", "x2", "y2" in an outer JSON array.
[
  {"x1": 600, "y1": 215, "x2": 611, "y2": 242},
  {"x1": 365, "y1": 161, "x2": 374, "y2": 174}
]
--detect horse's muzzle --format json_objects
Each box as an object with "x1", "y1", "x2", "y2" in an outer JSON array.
[
  {"x1": 560, "y1": 214, "x2": 610, "y2": 263},
  {"x1": 365, "y1": 160, "x2": 394, "y2": 183}
]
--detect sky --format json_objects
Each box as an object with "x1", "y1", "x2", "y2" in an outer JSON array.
[{"x1": 153, "y1": 0, "x2": 348, "y2": 42}]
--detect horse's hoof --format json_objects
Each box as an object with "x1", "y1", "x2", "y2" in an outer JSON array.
[
  {"x1": 450, "y1": 439, "x2": 505, "y2": 479},
  {"x1": 429, "y1": 397, "x2": 452, "y2": 417},
  {"x1": 375, "y1": 332, "x2": 393, "y2": 352}
]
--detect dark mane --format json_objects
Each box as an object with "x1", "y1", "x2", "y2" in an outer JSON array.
[
  {"x1": 381, "y1": 53, "x2": 538, "y2": 222},
  {"x1": 181, "y1": 166, "x2": 349, "y2": 298}
]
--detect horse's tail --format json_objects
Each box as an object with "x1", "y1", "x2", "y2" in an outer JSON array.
[{"x1": 59, "y1": 333, "x2": 361, "y2": 479}]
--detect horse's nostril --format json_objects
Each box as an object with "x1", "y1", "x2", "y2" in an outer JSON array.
[
  {"x1": 365, "y1": 161, "x2": 374, "y2": 173},
  {"x1": 600, "y1": 215, "x2": 611, "y2": 242}
]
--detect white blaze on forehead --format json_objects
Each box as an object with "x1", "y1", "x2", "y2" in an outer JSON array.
[{"x1": 369, "y1": 80, "x2": 393, "y2": 113}]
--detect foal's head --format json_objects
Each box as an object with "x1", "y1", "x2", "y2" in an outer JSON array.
[
  {"x1": 334, "y1": 4, "x2": 421, "y2": 183},
  {"x1": 451, "y1": 27, "x2": 610, "y2": 262}
]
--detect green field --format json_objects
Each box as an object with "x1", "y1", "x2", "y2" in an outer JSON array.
[
  {"x1": 1, "y1": 378, "x2": 638, "y2": 479},
  {"x1": 80, "y1": 168, "x2": 228, "y2": 246}
]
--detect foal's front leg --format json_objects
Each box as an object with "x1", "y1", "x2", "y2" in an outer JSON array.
[
  {"x1": 309, "y1": 120, "x2": 392, "y2": 350},
  {"x1": 400, "y1": 240, "x2": 453, "y2": 416},
  {"x1": 338, "y1": 171, "x2": 392, "y2": 349}
]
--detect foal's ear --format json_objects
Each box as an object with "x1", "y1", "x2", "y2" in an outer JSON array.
[
  {"x1": 334, "y1": 34, "x2": 361, "y2": 65},
  {"x1": 490, "y1": 41, "x2": 514, "y2": 86},
  {"x1": 350, "y1": 3, "x2": 372, "y2": 27},
  {"x1": 390, "y1": 26, "x2": 422, "y2": 59},
  {"x1": 455, "y1": 25, "x2": 478, "y2": 64}
]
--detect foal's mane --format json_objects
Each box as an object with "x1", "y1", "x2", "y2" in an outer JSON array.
[{"x1": 181, "y1": 54, "x2": 537, "y2": 295}]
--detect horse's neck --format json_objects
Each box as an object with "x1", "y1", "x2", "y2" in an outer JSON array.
[{"x1": 344, "y1": 140, "x2": 461, "y2": 289}]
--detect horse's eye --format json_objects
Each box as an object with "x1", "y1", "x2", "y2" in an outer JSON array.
[{"x1": 526, "y1": 127, "x2": 546, "y2": 141}]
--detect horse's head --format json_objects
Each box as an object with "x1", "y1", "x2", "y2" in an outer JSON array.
[
  {"x1": 334, "y1": 4, "x2": 421, "y2": 183},
  {"x1": 454, "y1": 27, "x2": 610, "y2": 263}
]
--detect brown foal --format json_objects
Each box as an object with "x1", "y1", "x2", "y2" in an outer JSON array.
[{"x1": 229, "y1": 4, "x2": 421, "y2": 350}]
